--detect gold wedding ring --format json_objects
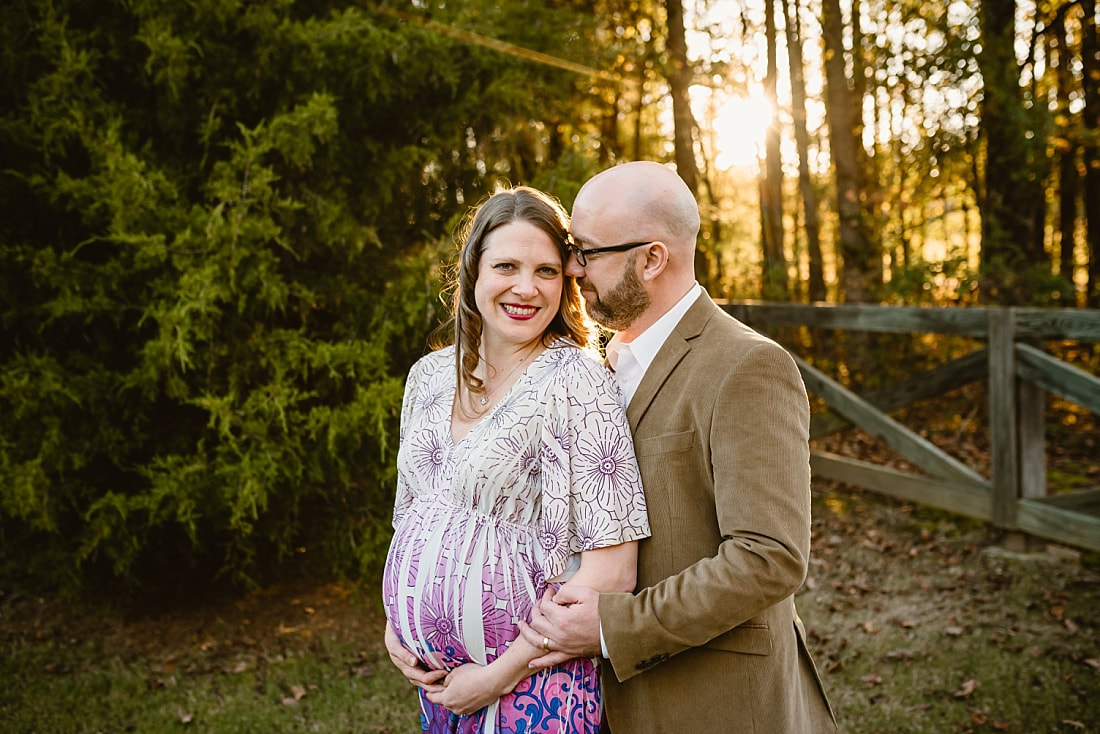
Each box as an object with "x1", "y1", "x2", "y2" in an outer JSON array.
[{"x1": 542, "y1": 636, "x2": 550, "y2": 652}]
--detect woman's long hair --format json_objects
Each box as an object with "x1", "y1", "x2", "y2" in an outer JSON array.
[{"x1": 432, "y1": 186, "x2": 592, "y2": 401}]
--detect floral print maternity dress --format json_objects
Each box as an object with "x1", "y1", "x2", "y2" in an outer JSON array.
[{"x1": 383, "y1": 341, "x2": 649, "y2": 734}]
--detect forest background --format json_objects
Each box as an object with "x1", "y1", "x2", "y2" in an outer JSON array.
[{"x1": 1, "y1": 0, "x2": 1098, "y2": 599}]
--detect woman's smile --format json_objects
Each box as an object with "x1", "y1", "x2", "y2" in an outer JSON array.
[{"x1": 502, "y1": 303, "x2": 540, "y2": 319}]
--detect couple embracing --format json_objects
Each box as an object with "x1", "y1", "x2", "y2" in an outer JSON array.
[{"x1": 382, "y1": 161, "x2": 837, "y2": 734}]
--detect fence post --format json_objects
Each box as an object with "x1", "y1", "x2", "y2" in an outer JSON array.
[
  {"x1": 1018, "y1": 375, "x2": 1047, "y2": 499},
  {"x1": 988, "y1": 307, "x2": 1019, "y2": 528}
]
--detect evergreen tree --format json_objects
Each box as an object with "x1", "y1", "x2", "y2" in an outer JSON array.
[{"x1": 0, "y1": 0, "x2": 606, "y2": 593}]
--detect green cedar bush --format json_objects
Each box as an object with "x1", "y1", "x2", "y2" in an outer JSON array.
[{"x1": 0, "y1": 0, "x2": 600, "y2": 594}]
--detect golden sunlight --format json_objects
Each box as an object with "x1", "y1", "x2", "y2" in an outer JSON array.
[{"x1": 711, "y1": 94, "x2": 773, "y2": 171}]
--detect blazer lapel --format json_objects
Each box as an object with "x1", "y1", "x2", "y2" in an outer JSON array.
[{"x1": 626, "y1": 292, "x2": 716, "y2": 430}]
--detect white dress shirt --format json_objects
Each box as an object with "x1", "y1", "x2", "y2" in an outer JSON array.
[{"x1": 605, "y1": 283, "x2": 703, "y2": 406}]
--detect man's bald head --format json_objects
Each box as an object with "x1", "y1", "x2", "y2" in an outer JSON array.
[{"x1": 575, "y1": 161, "x2": 700, "y2": 251}]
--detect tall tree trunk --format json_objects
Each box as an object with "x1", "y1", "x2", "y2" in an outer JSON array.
[
  {"x1": 596, "y1": 56, "x2": 622, "y2": 166},
  {"x1": 1082, "y1": 0, "x2": 1100, "y2": 307},
  {"x1": 760, "y1": 0, "x2": 787, "y2": 299},
  {"x1": 851, "y1": 0, "x2": 882, "y2": 289},
  {"x1": 822, "y1": 0, "x2": 876, "y2": 303},
  {"x1": 976, "y1": 0, "x2": 1047, "y2": 304},
  {"x1": 664, "y1": 0, "x2": 698, "y2": 193},
  {"x1": 1057, "y1": 150, "x2": 1080, "y2": 304},
  {"x1": 783, "y1": 0, "x2": 826, "y2": 302},
  {"x1": 632, "y1": 62, "x2": 646, "y2": 162},
  {"x1": 1053, "y1": 12, "x2": 1078, "y2": 305},
  {"x1": 663, "y1": 0, "x2": 708, "y2": 287},
  {"x1": 887, "y1": 77, "x2": 910, "y2": 275}
]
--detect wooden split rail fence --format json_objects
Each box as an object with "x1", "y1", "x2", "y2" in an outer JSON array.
[{"x1": 720, "y1": 302, "x2": 1100, "y2": 553}]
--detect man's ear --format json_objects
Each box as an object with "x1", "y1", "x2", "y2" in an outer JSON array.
[{"x1": 640, "y1": 241, "x2": 669, "y2": 282}]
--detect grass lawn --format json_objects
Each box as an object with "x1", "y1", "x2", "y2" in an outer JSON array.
[
  {"x1": 3, "y1": 484, "x2": 1098, "y2": 733},
  {"x1": 1, "y1": 580, "x2": 419, "y2": 733}
]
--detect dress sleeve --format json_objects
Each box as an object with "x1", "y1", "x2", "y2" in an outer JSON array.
[
  {"x1": 391, "y1": 358, "x2": 425, "y2": 528},
  {"x1": 538, "y1": 351, "x2": 650, "y2": 580}
]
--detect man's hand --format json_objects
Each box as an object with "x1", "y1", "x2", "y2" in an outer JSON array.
[
  {"x1": 384, "y1": 621, "x2": 447, "y2": 691},
  {"x1": 521, "y1": 585, "x2": 603, "y2": 668},
  {"x1": 425, "y1": 662, "x2": 503, "y2": 715}
]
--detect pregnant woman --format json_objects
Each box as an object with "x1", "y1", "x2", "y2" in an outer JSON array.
[{"x1": 382, "y1": 186, "x2": 649, "y2": 734}]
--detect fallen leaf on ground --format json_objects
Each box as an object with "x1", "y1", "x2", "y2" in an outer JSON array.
[{"x1": 953, "y1": 678, "x2": 979, "y2": 698}]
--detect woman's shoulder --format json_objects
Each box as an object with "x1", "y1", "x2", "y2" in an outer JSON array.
[
  {"x1": 542, "y1": 339, "x2": 613, "y2": 384},
  {"x1": 408, "y1": 345, "x2": 454, "y2": 380},
  {"x1": 544, "y1": 338, "x2": 601, "y2": 365}
]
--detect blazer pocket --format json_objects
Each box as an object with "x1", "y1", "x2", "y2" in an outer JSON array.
[
  {"x1": 637, "y1": 429, "x2": 695, "y2": 456},
  {"x1": 703, "y1": 623, "x2": 772, "y2": 656}
]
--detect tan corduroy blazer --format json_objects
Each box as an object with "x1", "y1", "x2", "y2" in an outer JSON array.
[{"x1": 599, "y1": 293, "x2": 837, "y2": 733}]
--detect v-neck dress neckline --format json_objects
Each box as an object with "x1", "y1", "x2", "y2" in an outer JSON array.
[{"x1": 448, "y1": 346, "x2": 547, "y2": 446}]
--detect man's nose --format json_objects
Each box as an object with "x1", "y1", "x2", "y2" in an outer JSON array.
[{"x1": 565, "y1": 258, "x2": 585, "y2": 278}]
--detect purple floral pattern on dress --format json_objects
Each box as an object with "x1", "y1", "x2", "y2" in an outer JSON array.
[{"x1": 382, "y1": 340, "x2": 650, "y2": 733}]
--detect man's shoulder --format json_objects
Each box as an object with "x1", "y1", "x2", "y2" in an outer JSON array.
[{"x1": 688, "y1": 301, "x2": 776, "y2": 345}]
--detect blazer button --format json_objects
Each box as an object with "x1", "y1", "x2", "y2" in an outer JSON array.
[{"x1": 635, "y1": 653, "x2": 669, "y2": 670}]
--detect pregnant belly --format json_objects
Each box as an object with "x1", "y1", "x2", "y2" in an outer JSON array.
[{"x1": 382, "y1": 503, "x2": 545, "y2": 670}]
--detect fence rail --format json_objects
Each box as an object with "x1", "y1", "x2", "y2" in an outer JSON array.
[{"x1": 720, "y1": 302, "x2": 1100, "y2": 553}]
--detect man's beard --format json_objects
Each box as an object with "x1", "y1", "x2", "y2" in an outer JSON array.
[{"x1": 580, "y1": 257, "x2": 650, "y2": 331}]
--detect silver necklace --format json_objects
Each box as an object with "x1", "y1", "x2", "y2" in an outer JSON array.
[{"x1": 478, "y1": 347, "x2": 537, "y2": 406}]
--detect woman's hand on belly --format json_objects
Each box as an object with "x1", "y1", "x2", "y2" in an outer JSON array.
[
  {"x1": 425, "y1": 662, "x2": 507, "y2": 715},
  {"x1": 426, "y1": 629, "x2": 549, "y2": 714},
  {"x1": 385, "y1": 621, "x2": 448, "y2": 691}
]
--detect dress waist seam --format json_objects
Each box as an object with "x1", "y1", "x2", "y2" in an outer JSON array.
[{"x1": 410, "y1": 494, "x2": 535, "y2": 537}]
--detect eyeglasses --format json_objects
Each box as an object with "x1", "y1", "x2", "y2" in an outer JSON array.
[{"x1": 566, "y1": 236, "x2": 654, "y2": 267}]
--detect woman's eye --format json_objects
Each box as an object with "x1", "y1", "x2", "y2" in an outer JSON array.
[{"x1": 539, "y1": 267, "x2": 560, "y2": 277}]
